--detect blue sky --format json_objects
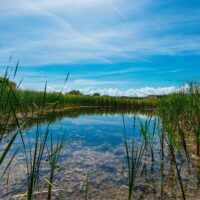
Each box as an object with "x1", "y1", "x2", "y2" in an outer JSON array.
[{"x1": 0, "y1": 0, "x2": 200, "y2": 96}]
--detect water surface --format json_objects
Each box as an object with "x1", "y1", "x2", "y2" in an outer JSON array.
[{"x1": 0, "y1": 108, "x2": 199, "y2": 199}]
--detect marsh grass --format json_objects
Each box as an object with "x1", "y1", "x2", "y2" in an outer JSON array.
[
  {"x1": 0, "y1": 61, "x2": 21, "y2": 182},
  {"x1": 139, "y1": 117, "x2": 157, "y2": 164},
  {"x1": 190, "y1": 82, "x2": 200, "y2": 156},
  {"x1": 122, "y1": 116, "x2": 144, "y2": 200},
  {"x1": 46, "y1": 130, "x2": 65, "y2": 200},
  {"x1": 120, "y1": 82, "x2": 200, "y2": 199},
  {"x1": 0, "y1": 62, "x2": 66, "y2": 200},
  {"x1": 157, "y1": 82, "x2": 200, "y2": 199},
  {"x1": 84, "y1": 174, "x2": 90, "y2": 200}
]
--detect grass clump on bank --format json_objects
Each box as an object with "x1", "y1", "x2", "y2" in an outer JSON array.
[
  {"x1": 0, "y1": 65, "x2": 65, "y2": 200},
  {"x1": 159, "y1": 82, "x2": 200, "y2": 156},
  {"x1": 120, "y1": 82, "x2": 200, "y2": 199}
]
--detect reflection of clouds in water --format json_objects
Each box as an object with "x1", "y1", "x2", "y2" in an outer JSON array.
[
  {"x1": 65, "y1": 114, "x2": 157, "y2": 128},
  {"x1": 61, "y1": 114, "x2": 144, "y2": 127},
  {"x1": 127, "y1": 113, "x2": 156, "y2": 120},
  {"x1": 62, "y1": 117, "x2": 121, "y2": 126},
  {"x1": 101, "y1": 114, "x2": 120, "y2": 117}
]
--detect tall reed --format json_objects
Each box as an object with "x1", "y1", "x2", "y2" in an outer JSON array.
[
  {"x1": 122, "y1": 116, "x2": 144, "y2": 200},
  {"x1": 0, "y1": 62, "x2": 66, "y2": 200}
]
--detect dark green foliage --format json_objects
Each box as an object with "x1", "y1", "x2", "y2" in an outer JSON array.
[
  {"x1": 93, "y1": 92, "x2": 101, "y2": 96},
  {"x1": 66, "y1": 90, "x2": 84, "y2": 96},
  {"x1": 0, "y1": 77, "x2": 16, "y2": 89}
]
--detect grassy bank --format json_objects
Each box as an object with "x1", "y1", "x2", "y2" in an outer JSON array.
[
  {"x1": 122, "y1": 83, "x2": 200, "y2": 199},
  {"x1": 15, "y1": 89, "x2": 159, "y2": 113},
  {"x1": 0, "y1": 76, "x2": 159, "y2": 117},
  {"x1": 159, "y1": 82, "x2": 200, "y2": 156}
]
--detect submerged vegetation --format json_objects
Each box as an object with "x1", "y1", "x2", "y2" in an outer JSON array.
[{"x1": 0, "y1": 64, "x2": 200, "y2": 199}]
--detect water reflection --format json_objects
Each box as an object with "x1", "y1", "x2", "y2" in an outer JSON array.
[{"x1": 0, "y1": 108, "x2": 200, "y2": 199}]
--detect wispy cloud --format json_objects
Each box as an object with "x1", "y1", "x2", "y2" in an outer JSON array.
[
  {"x1": 156, "y1": 69, "x2": 183, "y2": 74},
  {"x1": 105, "y1": 0, "x2": 126, "y2": 20},
  {"x1": 0, "y1": 0, "x2": 200, "y2": 66},
  {"x1": 0, "y1": 0, "x2": 199, "y2": 92}
]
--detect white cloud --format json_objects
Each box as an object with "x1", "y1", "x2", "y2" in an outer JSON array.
[
  {"x1": 156, "y1": 69, "x2": 183, "y2": 74},
  {"x1": 78, "y1": 86, "x2": 178, "y2": 97}
]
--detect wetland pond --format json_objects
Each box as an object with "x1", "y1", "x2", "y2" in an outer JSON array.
[{"x1": 0, "y1": 108, "x2": 200, "y2": 200}]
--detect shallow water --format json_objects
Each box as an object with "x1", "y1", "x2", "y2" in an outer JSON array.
[{"x1": 0, "y1": 108, "x2": 200, "y2": 199}]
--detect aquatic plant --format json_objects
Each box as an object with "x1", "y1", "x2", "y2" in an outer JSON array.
[
  {"x1": 0, "y1": 61, "x2": 66, "y2": 200},
  {"x1": 122, "y1": 116, "x2": 144, "y2": 200},
  {"x1": 0, "y1": 59, "x2": 20, "y2": 181}
]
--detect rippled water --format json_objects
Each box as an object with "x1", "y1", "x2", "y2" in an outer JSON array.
[{"x1": 0, "y1": 109, "x2": 200, "y2": 199}]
